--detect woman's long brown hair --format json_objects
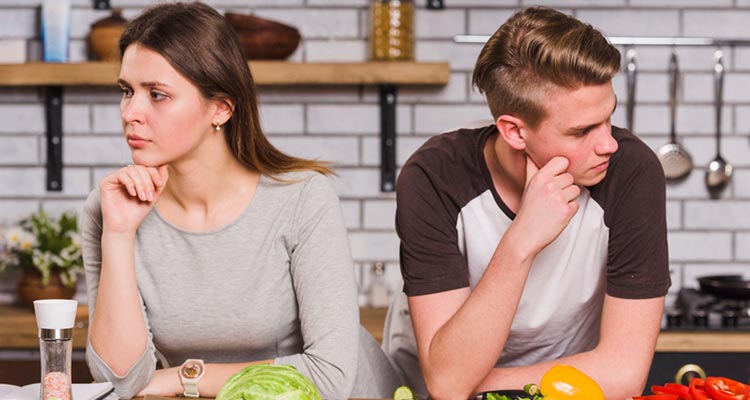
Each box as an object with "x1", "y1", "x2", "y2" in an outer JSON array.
[{"x1": 119, "y1": 1, "x2": 332, "y2": 176}]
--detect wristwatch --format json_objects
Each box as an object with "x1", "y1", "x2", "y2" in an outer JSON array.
[{"x1": 179, "y1": 359, "x2": 205, "y2": 398}]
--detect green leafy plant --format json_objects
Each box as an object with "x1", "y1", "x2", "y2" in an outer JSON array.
[{"x1": 0, "y1": 210, "x2": 83, "y2": 287}]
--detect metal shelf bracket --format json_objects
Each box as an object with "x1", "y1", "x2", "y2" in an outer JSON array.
[
  {"x1": 40, "y1": 82, "x2": 406, "y2": 193},
  {"x1": 379, "y1": 85, "x2": 397, "y2": 192},
  {"x1": 45, "y1": 86, "x2": 63, "y2": 192}
]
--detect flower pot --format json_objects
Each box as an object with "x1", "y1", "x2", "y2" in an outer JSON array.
[{"x1": 17, "y1": 269, "x2": 76, "y2": 307}]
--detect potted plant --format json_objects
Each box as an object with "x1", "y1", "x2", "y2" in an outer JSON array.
[{"x1": 0, "y1": 210, "x2": 83, "y2": 306}]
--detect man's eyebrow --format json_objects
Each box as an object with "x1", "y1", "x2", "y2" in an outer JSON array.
[
  {"x1": 565, "y1": 99, "x2": 618, "y2": 134},
  {"x1": 117, "y1": 78, "x2": 171, "y2": 88}
]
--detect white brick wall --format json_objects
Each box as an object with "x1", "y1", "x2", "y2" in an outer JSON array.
[{"x1": 2, "y1": 0, "x2": 750, "y2": 306}]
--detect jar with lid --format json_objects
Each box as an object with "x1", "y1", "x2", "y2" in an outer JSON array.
[
  {"x1": 367, "y1": 262, "x2": 390, "y2": 308},
  {"x1": 369, "y1": 0, "x2": 414, "y2": 61},
  {"x1": 88, "y1": 8, "x2": 128, "y2": 61},
  {"x1": 34, "y1": 299, "x2": 78, "y2": 400}
]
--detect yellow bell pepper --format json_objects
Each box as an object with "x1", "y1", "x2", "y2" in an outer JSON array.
[{"x1": 539, "y1": 364, "x2": 605, "y2": 400}]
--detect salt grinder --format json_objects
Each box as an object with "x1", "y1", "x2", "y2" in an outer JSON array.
[{"x1": 34, "y1": 299, "x2": 78, "y2": 400}]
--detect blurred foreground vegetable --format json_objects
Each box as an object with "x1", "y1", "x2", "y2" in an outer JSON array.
[
  {"x1": 539, "y1": 364, "x2": 605, "y2": 400},
  {"x1": 393, "y1": 385, "x2": 416, "y2": 400},
  {"x1": 215, "y1": 364, "x2": 322, "y2": 400},
  {"x1": 644, "y1": 376, "x2": 750, "y2": 400}
]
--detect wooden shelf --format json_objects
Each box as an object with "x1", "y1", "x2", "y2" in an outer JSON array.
[
  {"x1": 0, "y1": 61, "x2": 450, "y2": 86},
  {"x1": 0, "y1": 61, "x2": 450, "y2": 192}
]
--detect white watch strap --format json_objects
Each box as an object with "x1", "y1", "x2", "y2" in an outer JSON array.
[
  {"x1": 180, "y1": 359, "x2": 204, "y2": 398},
  {"x1": 183, "y1": 382, "x2": 199, "y2": 398}
]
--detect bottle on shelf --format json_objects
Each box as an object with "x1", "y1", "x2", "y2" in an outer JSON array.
[
  {"x1": 368, "y1": 262, "x2": 390, "y2": 308},
  {"x1": 369, "y1": 0, "x2": 415, "y2": 61}
]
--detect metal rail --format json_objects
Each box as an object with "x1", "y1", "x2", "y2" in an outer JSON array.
[{"x1": 454, "y1": 35, "x2": 750, "y2": 47}]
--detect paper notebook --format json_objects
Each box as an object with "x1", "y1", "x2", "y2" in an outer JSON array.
[{"x1": 0, "y1": 382, "x2": 115, "y2": 400}]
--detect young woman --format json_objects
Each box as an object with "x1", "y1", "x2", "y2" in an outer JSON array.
[{"x1": 81, "y1": 2, "x2": 400, "y2": 399}]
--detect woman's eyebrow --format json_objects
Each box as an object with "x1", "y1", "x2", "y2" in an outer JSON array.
[{"x1": 117, "y1": 78, "x2": 172, "y2": 88}]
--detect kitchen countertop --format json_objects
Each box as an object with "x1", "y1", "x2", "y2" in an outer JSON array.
[
  {"x1": 0, "y1": 305, "x2": 388, "y2": 350},
  {"x1": 2, "y1": 304, "x2": 750, "y2": 352},
  {"x1": 144, "y1": 396, "x2": 384, "y2": 400},
  {"x1": 0, "y1": 303, "x2": 88, "y2": 349}
]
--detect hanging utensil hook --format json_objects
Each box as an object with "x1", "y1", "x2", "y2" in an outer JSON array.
[{"x1": 625, "y1": 48, "x2": 637, "y2": 133}]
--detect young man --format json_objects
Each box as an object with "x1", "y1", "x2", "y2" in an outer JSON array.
[{"x1": 382, "y1": 6, "x2": 670, "y2": 400}]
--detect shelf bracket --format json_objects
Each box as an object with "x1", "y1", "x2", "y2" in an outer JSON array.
[
  {"x1": 45, "y1": 86, "x2": 63, "y2": 191},
  {"x1": 427, "y1": 0, "x2": 444, "y2": 9},
  {"x1": 93, "y1": 0, "x2": 110, "y2": 9},
  {"x1": 379, "y1": 85, "x2": 397, "y2": 192}
]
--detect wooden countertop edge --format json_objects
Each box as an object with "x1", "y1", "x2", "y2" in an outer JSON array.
[
  {"x1": 4, "y1": 305, "x2": 750, "y2": 352},
  {"x1": 143, "y1": 397, "x2": 383, "y2": 400},
  {"x1": 655, "y1": 331, "x2": 750, "y2": 352}
]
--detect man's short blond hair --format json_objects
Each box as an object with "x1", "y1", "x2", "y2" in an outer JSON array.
[{"x1": 472, "y1": 6, "x2": 620, "y2": 128}]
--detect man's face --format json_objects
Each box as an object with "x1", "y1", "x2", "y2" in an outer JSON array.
[{"x1": 523, "y1": 82, "x2": 619, "y2": 187}]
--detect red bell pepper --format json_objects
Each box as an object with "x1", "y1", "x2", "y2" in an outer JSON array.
[
  {"x1": 704, "y1": 376, "x2": 750, "y2": 400},
  {"x1": 633, "y1": 396, "x2": 680, "y2": 400},
  {"x1": 690, "y1": 378, "x2": 710, "y2": 400},
  {"x1": 652, "y1": 383, "x2": 692, "y2": 400}
]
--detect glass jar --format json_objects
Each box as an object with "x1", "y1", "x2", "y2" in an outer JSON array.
[
  {"x1": 34, "y1": 299, "x2": 77, "y2": 400},
  {"x1": 367, "y1": 262, "x2": 390, "y2": 307},
  {"x1": 370, "y1": 0, "x2": 414, "y2": 61},
  {"x1": 40, "y1": 329, "x2": 73, "y2": 400}
]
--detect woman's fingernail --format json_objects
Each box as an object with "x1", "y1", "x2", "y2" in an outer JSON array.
[
  {"x1": 148, "y1": 191, "x2": 154, "y2": 201},
  {"x1": 140, "y1": 191, "x2": 146, "y2": 200}
]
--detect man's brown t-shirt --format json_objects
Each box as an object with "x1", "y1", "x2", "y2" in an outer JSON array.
[{"x1": 384, "y1": 124, "x2": 670, "y2": 389}]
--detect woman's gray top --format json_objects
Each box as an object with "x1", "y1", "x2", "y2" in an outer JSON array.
[{"x1": 82, "y1": 171, "x2": 401, "y2": 399}]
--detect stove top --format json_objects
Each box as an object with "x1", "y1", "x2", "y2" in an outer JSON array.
[{"x1": 662, "y1": 288, "x2": 750, "y2": 331}]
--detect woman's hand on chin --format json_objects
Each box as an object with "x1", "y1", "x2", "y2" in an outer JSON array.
[{"x1": 100, "y1": 164, "x2": 170, "y2": 235}]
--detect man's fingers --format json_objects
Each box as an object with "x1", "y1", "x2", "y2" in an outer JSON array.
[
  {"x1": 526, "y1": 155, "x2": 570, "y2": 188},
  {"x1": 525, "y1": 155, "x2": 540, "y2": 188},
  {"x1": 551, "y1": 172, "x2": 575, "y2": 190},
  {"x1": 544, "y1": 156, "x2": 570, "y2": 175},
  {"x1": 562, "y1": 184, "x2": 581, "y2": 202}
]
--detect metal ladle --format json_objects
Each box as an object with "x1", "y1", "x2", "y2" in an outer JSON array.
[
  {"x1": 657, "y1": 50, "x2": 693, "y2": 180},
  {"x1": 625, "y1": 49, "x2": 637, "y2": 133},
  {"x1": 705, "y1": 49, "x2": 733, "y2": 198}
]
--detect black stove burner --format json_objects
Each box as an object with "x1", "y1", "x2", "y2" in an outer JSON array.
[{"x1": 663, "y1": 288, "x2": 750, "y2": 331}]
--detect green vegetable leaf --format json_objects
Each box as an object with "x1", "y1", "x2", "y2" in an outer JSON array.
[{"x1": 216, "y1": 364, "x2": 321, "y2": 400}]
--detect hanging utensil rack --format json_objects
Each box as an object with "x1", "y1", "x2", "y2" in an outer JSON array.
[
  {"x1": 453, "y1": 35, "x2": 750, "y2": 47},
  {"x1": 454, "y1": 35, "x2": 750, "y2": 197}
]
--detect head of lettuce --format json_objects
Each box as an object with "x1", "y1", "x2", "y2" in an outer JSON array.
[{"x1": 215, "y1": 364, "x2": 323, "y2": 400}]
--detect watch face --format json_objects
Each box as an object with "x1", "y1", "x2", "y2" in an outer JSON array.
[{"x1": 181, "y1": 362, "x2": 203, "y2": 379}]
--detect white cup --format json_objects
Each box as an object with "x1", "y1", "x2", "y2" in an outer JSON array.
[{"x1": 33, "y1": 299, "x2": 78, "y2": 330}]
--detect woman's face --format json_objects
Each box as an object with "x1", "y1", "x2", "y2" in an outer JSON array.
[{"x1": 118, "y1": 43, "x2": 222, "y2": 167}]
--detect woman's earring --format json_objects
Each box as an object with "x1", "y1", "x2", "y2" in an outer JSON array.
[{"x1": 213, "y1": 121, "x2": 221, "y2": 131}]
